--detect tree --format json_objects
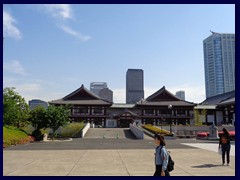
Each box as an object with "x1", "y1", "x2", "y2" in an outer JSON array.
[
  {"x1": 29, "y1": 106, "x2": 47, "y2": 130},
  {"x1": 29, "y1": 106, "x2": 48, "y2": 140},
  {"x1": 45, "y1": 105, "x2": 70, "y2": 140},
  {"x1": 3, "y1": 87, "x2": 29, "y2": 128},
  {"x1": 194, "y1": 109, "x2": 202, "y2": 126}
]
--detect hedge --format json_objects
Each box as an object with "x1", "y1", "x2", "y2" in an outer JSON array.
[{"x1": 142, "y1": 124, "x2": 174, "y2": 136}]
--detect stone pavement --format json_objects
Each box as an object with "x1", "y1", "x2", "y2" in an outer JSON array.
[{"x1": 3, "y1": 145, "x2": 235, "y2": 176}]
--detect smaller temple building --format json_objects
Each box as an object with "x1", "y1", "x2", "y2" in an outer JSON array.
[{"x1": 195, "y1": 90, "x2": 235, "y2": 126}]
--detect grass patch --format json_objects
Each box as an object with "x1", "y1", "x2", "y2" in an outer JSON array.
[
  {"x1": 3, "y1": 126, "x2": 35, "y2": 148},
  {"x1": 142, "y1": 124, "x2": 173, "y2": 136}
]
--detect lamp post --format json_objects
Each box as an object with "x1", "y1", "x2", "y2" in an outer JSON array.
[
  {"x1": 161, "y1": 116, "x2": 163, "y2": 132},
  {"x1": 168, "y1": 104, "x2": 172, "y2": 134},
  {"x1": 140, "y1": 98, "x2": 144, "y2": 124}
]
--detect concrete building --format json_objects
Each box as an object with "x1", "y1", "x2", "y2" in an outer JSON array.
[
  {"x1": 29, "y1": 99, "x2": 48, "y2": 110},
  {"x1": 99, "y1": 88, "x2": 113, "y2": 103},
  {"x1": 175, "y1": 91, "x2": 185, "y2": 100},
  {"x1": 90, "y1": 82, "x2": 113, "y2": 102},
  {"x1": 203, "y1": 32, "x2": 235, "y2": 98},
  {"x1": 90, "y1": 82, "x2": 107, "y2": 95},
  {"x1": 126, "y1": 69, "x2": 144, "y2": 104}
]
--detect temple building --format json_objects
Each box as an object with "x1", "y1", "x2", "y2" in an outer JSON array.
[
  {"x1": 50, "y1": 85, "x2": 196, "y2": 127},
  {"x1": 49, "y1": 85, "x2": 112, "y2": 127},
  {"x1": 136, "y1": 86, "x2": 196, "y2": 125},
  {"x1": 195, "y1": 90, "x2": 235, "y2": 125}
]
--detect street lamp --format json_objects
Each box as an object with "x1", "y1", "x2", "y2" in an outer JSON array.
[
  {"x1": 140, "y1": 98, "x2": 144, "y2": 124},
  {"x1": 161, "y1": 116, "x2": 163, "y2": 132},
  {"x1": 168, "y1": 104, "x2": 172, "y2": 134}
]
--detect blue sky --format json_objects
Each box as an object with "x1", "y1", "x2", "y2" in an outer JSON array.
[{"x1": 3, "y1": 4, "x2": 235, "y2": 103}]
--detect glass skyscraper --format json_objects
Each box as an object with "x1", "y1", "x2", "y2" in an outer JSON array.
[{"x1": 203, "y1": 32, "x2": 235, "y2": 98}]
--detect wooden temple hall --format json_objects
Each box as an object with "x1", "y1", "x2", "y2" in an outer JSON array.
[{"x1": 49, "y1": 85, "x2": 196, "y2": 128}]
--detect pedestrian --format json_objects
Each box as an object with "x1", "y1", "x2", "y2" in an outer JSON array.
[
  {"x1": 153, "y1": 134, "x2": 170, "y2": 176},
  {"x1": 219, "y1": 128, "x2": 232, "y2": 166}
]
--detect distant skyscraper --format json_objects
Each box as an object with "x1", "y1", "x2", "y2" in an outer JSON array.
[
  {"x1": 90, "y1": 82, "x2": 108, "y2": 95},
  {"x1": 203, "y1": 32, "x2": 235, "y2": 98},
  {"x1": 99, "y1": 88, "x2": 113, "y2": 103},
  {"x1": 29, "y1": 99, "x2": 48, "y2": 110},
  {"x1": 175, "y1": 91, "x2": 185, "y2": 100},
  {"x1": 90, "y1": 82, "x2": 113, "y2": 102},
  {"x1": 126, "y1": 69, "x2": 144, "y2": 104}
]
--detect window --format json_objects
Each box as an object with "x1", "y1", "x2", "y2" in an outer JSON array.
[
  {"x1": 176, "y1": 110, "x2": 186, "y2": 116},
  {"x1": 158, "y1": 109, "x2": 171, "y2": 115},
  {"x1": 73, "y1": 106, "x2": 89, "y2": 115},
  {"x1": 92, "y1": 107, "x2": 104, "y2": 115},
  {"x1": 144, "y1": 109, "x2": 154, "y2": 115}
]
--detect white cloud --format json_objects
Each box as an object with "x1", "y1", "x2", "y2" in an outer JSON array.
[
  {"x1": 112, "y1": 88, "x2": 125, "y2": 103},
  {"x1": 3, "y1": 77, "x2": 65, "y2": 103},
  {"x1": 40, "y1": 5, "x2": 91, "y2": 42},
  {"x1": 3, "y1": 60, "x2": 27, "y2": 75},
  {"x1": 18, "y1": 84, "x2": 42, "y2": 92},
  {"x1": 3, "y1": 10, "x2": 21, "y2": 39},
  {"x1": 60, "y1": 25, "x2": 91, "y2": 42},
  {"x1": 42, "y1": 4, "x2": 72, "y2": 20},
  {"x1": 167, "y1": 84, "x2": 206, "y2": 103}
]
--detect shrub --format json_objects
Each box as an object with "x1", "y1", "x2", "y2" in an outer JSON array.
[
  {"x1": 32, "y1": 129, "x2": 44, "y2": 141},
  {"x1": 49, "y1": 122, "x2": 85, "y2": 138},
  {"x1": 20, "y1": 125, "x2": 35, "y2": 135},
  {"x1": 142, "y1": 124, "x2": 173, "y2": 136}
]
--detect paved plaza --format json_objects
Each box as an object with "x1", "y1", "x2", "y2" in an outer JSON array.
[{"x1": 3, "y1": 138, "x2": 235, "y2": 176}]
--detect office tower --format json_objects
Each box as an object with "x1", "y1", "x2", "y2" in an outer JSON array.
[
  {"x1": 126, "y1": 69, "x2": 144, "y2": 104},
  {"x1": 175, "y1": 91, "x2": 185, "y2": 100},
  {"x1": 99, "y1": 88, "x2": 113, "y2": 102},
  {"x1": 90, "y1": 82, "x2": 113, "y2": 102},
  {"x1": 203, "y1": 32, "x2": 235, "y2": 98},
  {"x1": 90, "y1": 82, "x2": 107, "y2": 96}
]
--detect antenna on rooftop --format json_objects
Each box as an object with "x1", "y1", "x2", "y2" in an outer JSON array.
[{"x1": 210, "y1": 30, "x2": 218, "y2": 34}]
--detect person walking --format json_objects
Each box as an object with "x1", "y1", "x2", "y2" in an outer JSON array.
[
  {"x1": 219, "y1": 128, "x2": 232, "y2": 166},
  {"x1": 153, "y1": 134, "x2": 170, "y2": 176}
]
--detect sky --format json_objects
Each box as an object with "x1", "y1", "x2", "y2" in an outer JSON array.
[{"x1": 3, "y1": 4, "x2": 235, "y2": 104}]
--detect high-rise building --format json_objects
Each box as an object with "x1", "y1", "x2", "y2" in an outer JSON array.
[
  {"x1": 29, "y1": 99, "x2": 48, "y2": 110},
  {"x1": 99, "y1": 88, "x2": 113, "y2": 103},
  {"x1": 203, "y1": 32, "x2": 235, "y2": 98},
  {"x1": 175, "y1": 91, "x2": 185, "y2": 100},
  {"x1": 126, "y1": 69, "x2": 144, "y2": 104},
  {"x1": 90, "y1": 82, "x2": 113, "y2": 102},
  {"x1": 90, "y1": 82, "x2": 107, "y2": 95}
]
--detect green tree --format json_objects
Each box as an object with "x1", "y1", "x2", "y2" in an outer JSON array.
[
  {"x1": 201, "y1": 109, "x2": 207, "y2": 118},
  {"x1": 45, "y1": 105, "x2": 70, "y2": 140},
  {"x1": 194, "y1": 109, "x2": 202, "y2": 126},
  {"x1": 3, "y1": 87, "x2": 29, "y2": 128},
  {"x1": 29, "y1": 106, "x2": 47, "y2": 130},
  {"x1": 29, "y1": 106, "x2": 48, "y2": 140}
]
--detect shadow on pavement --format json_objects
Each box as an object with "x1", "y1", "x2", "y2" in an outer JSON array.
[{"x1": 192, "y1": 164, "x2": 223, "y2": 168}]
